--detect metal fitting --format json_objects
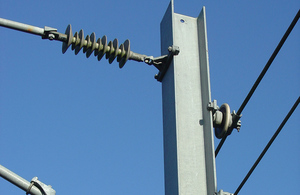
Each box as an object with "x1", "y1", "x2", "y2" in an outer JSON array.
[
  {"x1": 48, "y1": 34, "x2": 55, "y2": 40},
  {"x1": 208, "y1": 100, "x2": 242, "y2": 139},
  {"x1": 216, "y1": 189, "x2": 234, "y2": 195},
  {"x1": 207, "y1": 99, "x2": 219, "y2": 113},
  {"x1": 27, "y1": 177, "x2": 56, "y2": 195},
  {"x1": 168, "y1": 45, "x2": 180, "y2": 55}
]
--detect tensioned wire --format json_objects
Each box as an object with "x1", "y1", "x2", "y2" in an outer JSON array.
[
  {"x1": 215, "y1": 9, "x2": 300, "y2": 157},
  {"x1": 234, "y1": 96, "x2": 300, "y2": 195}
]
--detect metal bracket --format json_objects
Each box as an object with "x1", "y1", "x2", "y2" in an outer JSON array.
[
  {"x1": 26, "y1": 177, "x2": 56, "y2": 195},
  {"x1": 229, "y1": 110, "x2": 242, "y2": 133},
  {"x1": 216, "y1": 189, "x2": 234, "y2": 195},
  {"x1": 207, "y1": 99, "x2": 219, "y2": 114},
  {"x1": 143, "y1": 45, "x2": 179, "y2": 82}
]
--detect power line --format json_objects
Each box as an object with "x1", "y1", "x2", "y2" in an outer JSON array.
[
  {"x1": 234, "y1": 96, "x2": 300, "y2": 195},
  {"x1": 215, "y1": 9, "x2": 300, "y2": 157}
]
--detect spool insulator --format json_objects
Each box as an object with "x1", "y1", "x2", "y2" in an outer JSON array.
[{"x1": 214, "y1": 103, "x2": 231, "y2": 139}]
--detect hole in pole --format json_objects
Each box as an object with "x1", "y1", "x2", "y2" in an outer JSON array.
[{"x1": 180, "y1": 19, "x2": 185, "y2": 23}]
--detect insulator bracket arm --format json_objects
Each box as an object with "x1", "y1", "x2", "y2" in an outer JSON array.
[
  {"x1": 143, "y1": 45, "x2": 180, "y2": 82},
  {"x1": 0, "y1": 17, "x2": 180, "y2": 81},
  {"x1": 155, "y1": 45, "x2": 179, "y2": 82},
  {"x1": 127, "y1": 45, "x2": 179, "y2": 82}
]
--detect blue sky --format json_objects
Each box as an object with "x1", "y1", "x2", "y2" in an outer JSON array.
[{"x1": 1, "y1": 0, "x2": 299, "y2": 194}]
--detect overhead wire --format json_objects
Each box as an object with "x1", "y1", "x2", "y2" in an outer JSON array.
[
  {"x1": 215, "y1": 9, "x2": 300, "y2": 157},
  {"x1": 234, "y1": 96, "x2": 300, "y2": 195}
]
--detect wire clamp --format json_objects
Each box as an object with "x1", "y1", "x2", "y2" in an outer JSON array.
[
  {"x1": 26, "y1": 177, "x2": 56, "y2": 195},
  {"x1": 230, "y1": 110, "x2": 242, "y2": 133},
  {"x1": 216, "y1": 189, "x2": 234, "y2": 195}
]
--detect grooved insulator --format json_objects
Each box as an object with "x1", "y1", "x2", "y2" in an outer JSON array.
[{"x1": 62, "y1": 24, "x2": 130, "y2": 68}]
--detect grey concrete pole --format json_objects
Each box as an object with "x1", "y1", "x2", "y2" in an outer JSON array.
[{"x1": 160, "y1": 1, "x2": 217, "y2": 194}]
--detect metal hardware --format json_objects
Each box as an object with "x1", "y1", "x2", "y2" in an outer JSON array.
[
  {"x1": 0, "y1": 164, "x2": 55, "y2": 195},
  {"x1": 153, "y1": 45, "x2": 180, "y2": 82},
  {"x1": 0, "y1": 18, "x2": 179, "y2": 81},
  {"x1": 26, "y1": 177, "x2": 55, "y2": 195},
  {"x1": 207, "y1": 99, "x2": 219, "y2": 113},
  {"x1": 229, "y1": 110, "x2": 242, "y2": 134},
  {"x1": 208, "y1": 100, "x2": 242, "y2": 139},
  {"x1": 216, "y1": 189, "x2": 234, "y2": 195}
]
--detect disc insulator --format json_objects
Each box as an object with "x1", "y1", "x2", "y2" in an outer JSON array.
[
  {"x1": 62, "y1": 25, "x2": 132, "y2": 68},
  {"x1": 74, "y1": 29, "x2": 84, "y2": 55},
  {"x1": 86, "y1": 32, "x2": 96, "y2": 58},
  {"x1": 119, "y1": 39, "x2": 130, "y2": 68},
  {"x1": 97, "y1": 35, "x2": 107, "y2": 61},
  {"x1": 108, "y1": 39, "x2": 118, "y2": 64},
  {"x1": 62, "y1": 24, "x2": 73, "y2": 54}
]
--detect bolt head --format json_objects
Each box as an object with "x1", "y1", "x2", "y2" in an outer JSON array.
[
  {"x1": 168, "y1": 46, "x2": 180, "y2": 55},
  {"x1": 48, "y1": 34, "x2": 55, "y2": 40}
]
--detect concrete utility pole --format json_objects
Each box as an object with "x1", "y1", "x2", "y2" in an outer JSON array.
[{"x1": 160, "y1": 1, "x2": 217, "y2": 194}]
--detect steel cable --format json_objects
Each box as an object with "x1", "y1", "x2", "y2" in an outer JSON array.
[
  {"x1": 215, "y1": 9, "x2": 300, "y2": 157},
  {"x1": 234, "y1": 96, "x2": 300, "y2": 195}
]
